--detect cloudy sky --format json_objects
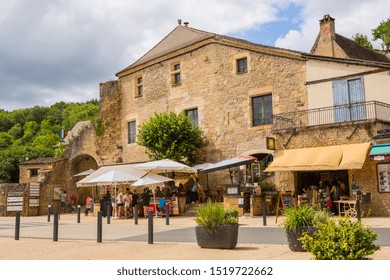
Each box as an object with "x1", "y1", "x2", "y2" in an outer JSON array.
[{"x1": 1, "y1": 0, "x2": 389, "y2": 111}]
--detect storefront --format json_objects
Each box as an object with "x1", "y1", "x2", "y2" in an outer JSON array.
[{"x1": 266, "y1": 143, "x2": 371, "y2": 209}]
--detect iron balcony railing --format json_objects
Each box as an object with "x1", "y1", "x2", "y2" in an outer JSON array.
[{"x1": 272, "y1": 101, "x2": 390, "y2": 132}]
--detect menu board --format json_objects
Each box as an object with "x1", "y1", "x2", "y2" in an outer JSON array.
[{"x1": 377, "y1": 163, "x2": 390, "y2": 192}]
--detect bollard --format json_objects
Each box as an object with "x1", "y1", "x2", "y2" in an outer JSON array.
[
  {"x1": 165, "y1": 203, "x2": 169, "y2": 226},
  {"x1": 107, "y1": 205, "x2": 111, "y2": 225},
  {"x1": 53, "y1": 212, "x2": 59, "y2": 242},
  {"x1": 262, "y1": 201, "x2": 267, "y2": 226},
  {"x1": 134, "y1": 205, "x2": 138, "y2": 225},
  {"x1": 47, "y1": 205, "x2": 51, "y2": 222},
  {"x1": 15, "y1": 212, "x2": 20, "y2": 240},
  {"x1": 356, "y1": 199, "x2": 361, "y2": 221},
  {"x1": 148, "y1": 209, "x2": 153, "y2": 244},
  {"x1": 97, "y1": 211, "x2": 102, "y2": 243},
  {"x1": 77, "y1": 205, "x2": 81, "y2": 223}
]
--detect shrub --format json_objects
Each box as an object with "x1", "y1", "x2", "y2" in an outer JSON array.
[
  {"x1": 282, "y1": 204, "x2": 316, "y2": 231},
  {"x1": 195, "y1": 201, "x2": 238, "y2": 232},
  {"x1": 300, "y1": 217, "x2": 380, "y2": 260}
]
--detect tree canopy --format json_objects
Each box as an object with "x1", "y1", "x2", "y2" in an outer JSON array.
[
  {"x1": 0, "y1": 100, "x2": 100, "y2": 182},
  {"x1": 372, "y1": 17, "x2": 390, "y2": 50},
  {"x1": 352, "y1": 33, "x2": 373, "y2": 49},
  {"x1": 137, "y1": 112, "x2": 208, "y2": 165}
]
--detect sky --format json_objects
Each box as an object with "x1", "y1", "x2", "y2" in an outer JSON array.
[{"x1": 0, "y1": 0, "x2": 389, "y2": 111}]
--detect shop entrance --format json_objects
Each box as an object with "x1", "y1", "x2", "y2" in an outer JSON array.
[{"x1": 296, "y1": 170, "x2": 349, "y2": 196}]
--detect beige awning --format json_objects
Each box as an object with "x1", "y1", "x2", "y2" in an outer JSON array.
[{"x1": 265, "y1": 143, "x2": 370, "y2": 172}]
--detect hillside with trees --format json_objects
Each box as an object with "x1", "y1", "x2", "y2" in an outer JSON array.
[{"x1": 0, "y1": 100, "x2": 100, "y2": 182}]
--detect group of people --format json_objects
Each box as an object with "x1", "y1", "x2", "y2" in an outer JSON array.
[{"x1": 303, "y1": 178, "x2": 348, "y2": 215}]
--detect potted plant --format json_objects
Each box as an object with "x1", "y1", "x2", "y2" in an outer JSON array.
[
  {"x1": 282, "y1": 204, "x2": 327, "y2": 252},
  {"x1": 194, "y1": 201, "x2": 239, "y2": 249}
]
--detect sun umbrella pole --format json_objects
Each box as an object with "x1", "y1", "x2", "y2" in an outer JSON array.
[{"x1": 114, "y1": 182, "x2": 117, "y2": 219}]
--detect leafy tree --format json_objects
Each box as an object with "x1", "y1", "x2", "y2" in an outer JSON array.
[
  {"x1": 0, "y1": 132, "x2": 14, "y2": 149},
  {"x1": 352, "y1": 33, "x2": 373, "y2": 49},
  {"x1": 372, "y1": 17, "x2": 390, "y2": 50},
  {"x1": 62, "y1": 101, "x2": 100, "y2": 131},
  {"x1": 137, "y1": 112, "x2": 207, "y2": 165},
  {"x1": 7, "y1": 123, "x2": 23, "y2": 139}
]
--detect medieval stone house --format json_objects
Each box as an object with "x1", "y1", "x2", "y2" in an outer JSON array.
[{"x1": 17, "y1": 15, "x2": 390, "y2": 216}]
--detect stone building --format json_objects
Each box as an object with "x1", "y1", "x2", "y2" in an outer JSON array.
[
  {"x1": 266, "y1": 15, "x2": 390, "y2": 216},
  {"x1": 17, "y1": 15, "x2": 390, "y2": 216}
]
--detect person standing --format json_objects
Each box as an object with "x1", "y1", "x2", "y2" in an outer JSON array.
[
  {"x1": 85, "y1": 196, "x2": 92, "y2": 216},
  {"x1": 116, "y1": 192, "x2": 124, "y2": 219},
  {"x1": 60, "y1": 190, "x2": 67, "y2": 214},
  {"x1": 191, "y1": 178, "x2": 199, "y2": 203},
  {"x1": 124, "y1": 192, "x2": 132, "y2": 219},
  {"x1": 141, "y1": 187, "x2": 151, "y2": 218},
  {"x1": 131, "y1": 190, "x2": 139, "y2": 218}
]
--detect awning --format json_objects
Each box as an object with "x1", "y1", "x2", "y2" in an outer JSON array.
[
  {"x1": 370, "y1": 144, "x2": 390, "y2": 161},
  {"x1": 199, "y1": 156, "x2": 256, "y2": 173},
  {"x1": 265, "y1": 143, "x2": 370, "y2": 172}
]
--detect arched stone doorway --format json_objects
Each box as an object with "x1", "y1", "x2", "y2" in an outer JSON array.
[{"x1": 70, "y1": 154, "x2": 98, "y2": 205}]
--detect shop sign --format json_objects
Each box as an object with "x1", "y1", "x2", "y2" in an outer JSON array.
[
  {"x1": 377, "y1": 163, "x2": 390, "y2": 192},
  {"x1": 29, "y1": 183, "x2": 40, "y2": 207},
  {"x1": 371, "y1": 155, "x2": 390, "y2": 161},
  {"x1": 7, "y1": 192, "x2": 24, "y2": 212}
]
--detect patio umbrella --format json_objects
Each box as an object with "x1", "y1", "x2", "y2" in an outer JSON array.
[
  {"x1": 83, "y1": 168, "x2": 141, "y2": 218},
  {"x1": 73, "y1": 169, "x2": 96, "y2": 177},
  {"x1": 133, "y1": 173, "x2": 174, "y2": 213},
  {"x1": 134, "y1": 159, "x2": 197, "y2": 174},
  {"x1": 199, "y1": 156, "x2": 257, "y2": 183}
]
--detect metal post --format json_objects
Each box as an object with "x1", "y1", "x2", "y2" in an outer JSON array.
[
  {"x1": 107, "y1": 203, "x2": 111, "y2": 225},
  {"x1": 15, "y1": 212, "x2": 20, "y2": 240},
  {"x1": 53, "y1": 212, "x2": 59, "y2": 242},
  {"x1": 148, "y1": 210, "x2": 153, "y2": 244},
  {"x1": 262, "y1": 201, "x2": 267, "y2": 226},
  {"x1": 77, "y1": 205, "x2": 81, "y2": 223},
  {"x1": 356, "y1": 199, "x2": 361, "y2": 221},
  {"x1": 47, "y1": 205, "x2": 51, "y2": 222},
  {"x1": 134, "y1": 205, "x2": 138, "y2": 225},
  {"x1": 165, "y1": 203, "x2": 169, "y2": 226},
  {"x1": 97, "y1": 211, "x2": 102, "y2": 243}
]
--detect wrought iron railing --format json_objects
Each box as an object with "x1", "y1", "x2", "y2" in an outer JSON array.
[{"x1": 272, "y1": 101, "x2": 390, "y2": 132}]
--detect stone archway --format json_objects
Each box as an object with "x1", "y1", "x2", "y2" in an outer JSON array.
[{"x1": 70, "y1": 154, "x2": 99, "y2": 205}]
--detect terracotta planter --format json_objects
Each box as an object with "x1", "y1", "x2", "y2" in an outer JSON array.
[
  {"x1": 195, "y1": 224, "x2": 239, "y2": 249},
  {"x1": 286, "y1": 226, "x2": 317, "y2": 252}
]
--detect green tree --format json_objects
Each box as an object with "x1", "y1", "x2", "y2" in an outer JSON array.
[
  {"x1": 372, "y1": 17, "x2": 390, "y2": 50},
  {"x1": 137, "y1": 112, "x2": 207, "y2": 165},
  {"x1": 0, "y1": 132, "x2": 14, "y2": 149},
  {"x1": 352, "y1": 33, "x2": 373, "y2": 49},
  {"x1": 62, "y1": 101, "x2": 100, "y2": 131}
]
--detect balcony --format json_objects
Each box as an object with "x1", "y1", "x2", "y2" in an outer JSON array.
[{"x1": 272, "y1": 101, "x2": 390, "y2": 132}]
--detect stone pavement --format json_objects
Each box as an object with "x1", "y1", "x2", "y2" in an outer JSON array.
[{"x1": 0, "y1": 214, "x2": 390, "y2": 260}]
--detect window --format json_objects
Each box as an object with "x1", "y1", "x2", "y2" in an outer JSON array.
[
  {"x1": 30, "y1": 169, "x2": 38, "y2": 177},
  {"x1": 128, "y1": 121, "x2": 136, "y2": 143},
  {"x1": 333, "y1": 77, "x2": 365, "y2": 122},
  {"x1": 135, "y1": 76, "x2": 143, "y2": 96},
  {"x1": 236, "y1": 58, "x2": 247, "y2": 73},
  {"x1": 252, "y1": 94, "x2": 272, "y2": 126},
  {"x1": 171, "y1": 63, "x2": 181, "y2": 85},
  {"x1": 185, "y1": 108, "x2": 198, "y2": 126}
]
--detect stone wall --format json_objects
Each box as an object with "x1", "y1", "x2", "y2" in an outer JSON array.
[{"x1": 117, "y1": 43, "x2": 306, "y2": 189}]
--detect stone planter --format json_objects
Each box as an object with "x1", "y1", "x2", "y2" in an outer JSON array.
[
  {"x1": 285, "y1": 226, "x2": 317, "y2": 252},
  {"x1": 195, "y1": 224, "x2": 239, "y2": 249}
]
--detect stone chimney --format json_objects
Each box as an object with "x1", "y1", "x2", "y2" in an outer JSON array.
[
  {"x1": 319, "y1": 14, "x2": 335, "y2": 38},
  {"x1": 311, "y1": 14, "x2": 337, "y2": 57}
]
